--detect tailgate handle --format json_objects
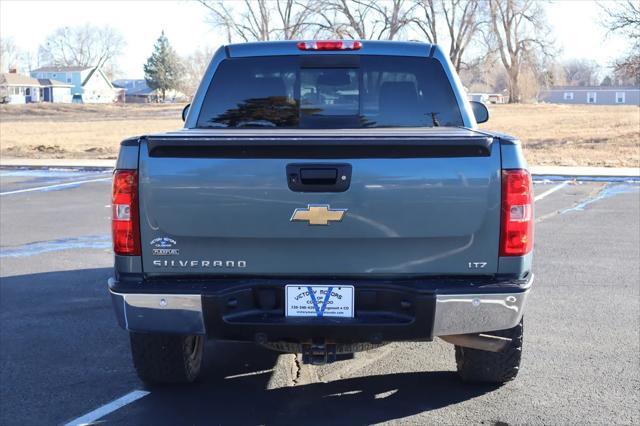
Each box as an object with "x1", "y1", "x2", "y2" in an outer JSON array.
[
  {"x1": 300, "y1": 168, "x2": 337, "y2": 184},
  {"x1": 286, "y1": 163, "x2": 352, "y2": 193}
]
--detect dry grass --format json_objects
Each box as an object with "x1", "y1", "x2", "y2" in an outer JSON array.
[
  {"x1": 0, "y1": 103, "x2": 183, "y2": 159},
  {"x1": 1, "y1": 103, "x2": 638, "y2": 166},
  {"x1": 481, "y1": 104, "x2": 640, "y2": 167},
  {"x1": 0, "y1": 102, "x2": 184, "y2": 121}
]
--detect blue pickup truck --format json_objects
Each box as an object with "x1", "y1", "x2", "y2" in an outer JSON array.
[{"x1": 109, "y1": 40, "x2": 533, "y2": 385}]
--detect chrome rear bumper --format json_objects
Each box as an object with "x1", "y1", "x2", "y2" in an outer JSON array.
[
  {"x1": 110, "y1": 292, "x2": 205, "y2": 335},
  {"x1": 110, "y1": 280, "x2": 530, "y2": 338},
  {"x1": 432, "y1": 290, "x2": 529, "y2": 336}
]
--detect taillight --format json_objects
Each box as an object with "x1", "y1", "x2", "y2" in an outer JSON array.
[
  {"x1": 112, "y1": 170, "x2": 140, "y2": 256},
  {"x1": 296, "y1": 40, "x2": 362, "y2": 51},
  {"x1": 500, "y1": 169, "x2": 534, "y2": 256}
]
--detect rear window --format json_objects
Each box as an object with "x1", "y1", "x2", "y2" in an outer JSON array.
[{"x1": 196, "y1": 55, "x2": 463, "y2": 129}]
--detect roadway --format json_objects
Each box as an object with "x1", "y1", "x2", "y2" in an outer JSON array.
[{"x1": 1, "y1": 168, "x2": 638, "y2": 425}]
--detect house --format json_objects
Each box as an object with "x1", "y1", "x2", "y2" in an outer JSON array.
[
  {"x1": 112, "y1": 79, "x2": 157, "y2": 103},
  {"x1": 37, "y1": 79, "x2": 73, "y2": 103},
  {"x1": 112, "y1": 79, "x2": 188, "y2": 103},
  {"x1": 468, "y1": 93, "x2": 506, "y2": 104},
  {"x1": 113, "y1": 86, "x2": 126, "y2": 103},
  {"x1": 0, "y1": 69, "x2": 42, "y2": 104},
  {"x1": 538, "y1": 86, "x2": 640, "y2": 105},
  {"x1": 30, "y1": 65, "x2": 117, "y2": 103}
]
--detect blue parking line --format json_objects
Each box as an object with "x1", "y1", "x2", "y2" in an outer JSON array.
[{"x1": 0, "y1": 235, "x2": 112, "y2": 258}]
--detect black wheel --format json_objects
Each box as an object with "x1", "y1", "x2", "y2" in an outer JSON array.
[
  {"x1": 129, "y1": 333, "x2": 204, "y2": 384},
  {"x1": 454, "y1": 319, "x2": 523, "y2": 384}
]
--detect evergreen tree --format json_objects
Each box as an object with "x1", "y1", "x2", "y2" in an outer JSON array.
[{"x1": 144, "y1": 31, "x2": 182, "y2": 101}]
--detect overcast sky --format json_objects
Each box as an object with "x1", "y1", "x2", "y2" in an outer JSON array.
[{"x1": 0, "y1": 0, "x2": 629, "y2": 78}]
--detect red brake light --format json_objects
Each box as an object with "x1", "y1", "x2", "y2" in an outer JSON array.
[
  {"x1": 112, "y1": 170, "x2": 140, "y2": 256},
  {"x1": 297, "y1": 40, "x2": 362, "y2": 51},
  {"x1": 500, "y1": 170, "x2": 534, "y2": 256}
]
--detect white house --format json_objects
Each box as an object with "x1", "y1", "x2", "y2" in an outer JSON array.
[
  {"x1": 38, "y1": 79, "x2": 73, "y2": 103},
  {"x1": 30, "y1": 65, "x2": 117, "y2": 103},
  {"x1": 468, "y1": 92, "x2": 506, "y2": 104},
  {"x1": 0, "y1": 70, "x2": 42, "y2": 104}
]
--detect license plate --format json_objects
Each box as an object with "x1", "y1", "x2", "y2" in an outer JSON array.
[{"x1": 285, "y1": 285, "x2": 354, "y2": 318}]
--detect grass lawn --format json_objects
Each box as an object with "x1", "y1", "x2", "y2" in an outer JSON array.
[
  {"x1": 1, "y1": 103, "x2": 638, "y2": 167},
  {"x1": 480, "y1": 104, "x2": 639, "y2": 167},
  {"x1": 0, "y1": 104, "x2": 183, "y2": 159}
]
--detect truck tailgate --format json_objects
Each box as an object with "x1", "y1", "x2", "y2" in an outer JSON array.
[{"x1": 138, "y1": 128, "x2": 501, "y2": 276}]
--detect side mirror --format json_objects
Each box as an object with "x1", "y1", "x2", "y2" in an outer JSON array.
[
  {"x1": 470, "y1": 101, "x2": 489, "y2": 124},
  {"x1": 181, "y1": 103, "x2": 191, "y2": 122}
]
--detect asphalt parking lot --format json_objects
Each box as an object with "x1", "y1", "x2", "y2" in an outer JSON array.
[{"x1": 1, "y1": 168, "x2": 638, "y2": 425}]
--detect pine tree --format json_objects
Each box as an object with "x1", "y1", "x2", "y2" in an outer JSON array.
[{"x1": 144, "y1": 31, "x2": 182, "y2": 102}]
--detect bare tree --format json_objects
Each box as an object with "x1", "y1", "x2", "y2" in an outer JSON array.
[
  {"x1": 459, "y1": 51, "x2": 503, "y2": 92},
  {"x1": 413, "y1": 0, "x2": 439, "y2": 43},
  {"x1": 312, "y1": 0, "x2": 415, "y2": 40},
  {"x1": 198, "y1": 0, "x2": 314, "y2": 42},
  {"x1": 612, "y1": 55, "x2": 640, "y2": 85},
  {"x1": 537, "y1": 59, "x2": 567, "y2": 88},
  {"x1": 39, "y1": 24, "x2": 125, "y2": 69},
  {"x1": 488, "y1": 0, "x2": 553, "y2": 103},
  {"x1": 0, "y1": 37, "x2": 22, "y2": 72},
  {"x1": 310, "y1": 0, "x2": 376, "y2": 39},
  {"x1": 441, "y1": 0, "x2": 484, "y2": 72},
  {"x1": 412, "y1": 1, "x2": 486, "y2": 72},
  {"x1": 601, "y1": 0, "x2": 640, "y2": 85},
  {"x1": 601, "y1": 0, "x2": 640, "y2": 35},
  {"x1": 366, "y1": 0, "x2": 417, "y2": 40},
  {"x1": 563, "y1": 59, "x2": 601, "y2": 86},
  {"x1": 21, "y1": 51, "x2": 40, "y2": 73},
  {"x1": 181, "y1": 47, "x2": 216, "y2": 97},
  {"x1": 277, "y1": 0, "x2": 317, "y2": 39}
]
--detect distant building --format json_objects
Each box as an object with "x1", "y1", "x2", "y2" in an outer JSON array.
[
  {"x1": 112, "y1": 79, "x2": 188, "y2": 103},
  {"x1": 37, "y1": 79, "x2": 73, "y2": 103},
  {"x1": 31, "y1": 65, "x2": 117, "y2": 103},
  {"x1": 112, "y1": 79, "x2": 157, "y2": 103},
  {"x1": 113, "y1": 87, "x2": 126, "y2": 103},
  {"x1": 0, "y1": 69, "x2": 42, "y2": 104},
  {"x1": 468, "y1": 93, "x2": 506, "y2": 104},
  {"x1": 538, "y1": 86, "x2": 640, "y2": 105}
]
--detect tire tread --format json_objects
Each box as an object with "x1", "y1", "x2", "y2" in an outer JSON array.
[
  {"x1": 129, "y1": 333, "x2": 203, "y2": 384},
  {"x1": 454, "y1": 319, "x2": 523, "y2": 384}
]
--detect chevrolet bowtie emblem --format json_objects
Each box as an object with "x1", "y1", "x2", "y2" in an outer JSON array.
[{"x1": 290, "y1": 204, "x2": 347, "y2": 225}]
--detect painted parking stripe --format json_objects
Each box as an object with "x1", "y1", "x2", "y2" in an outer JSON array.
[
  {"x1": 0, "y1": 177, "x2": 110, "y2": 196},
  {"x1": 534, "y1": 181, "x2": 570, "y2": 202},
  {"x1": 63, "y1": 390, "x2": 150, "y2": 426}
]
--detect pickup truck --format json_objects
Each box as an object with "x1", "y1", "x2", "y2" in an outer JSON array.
[{"x1": 109, "y1": 40, "x2": 533, "y2": 385}]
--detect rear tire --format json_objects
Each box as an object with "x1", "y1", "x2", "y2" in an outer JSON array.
[
  {"x1": 454, "y1": 319, "x2": 523, "y2": 384},
  {"x1": 129, "y1": 333, "x2": 204, "y2": 384}
]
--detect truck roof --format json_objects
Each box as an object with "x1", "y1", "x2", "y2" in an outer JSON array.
[{"x1": 225, "y1": 40, "x2": 436, "y2": 58}]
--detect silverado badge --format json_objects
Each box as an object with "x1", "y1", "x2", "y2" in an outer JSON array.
[{"x1": 290, "y1": 204, "x2": 347, "y2": 226}]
